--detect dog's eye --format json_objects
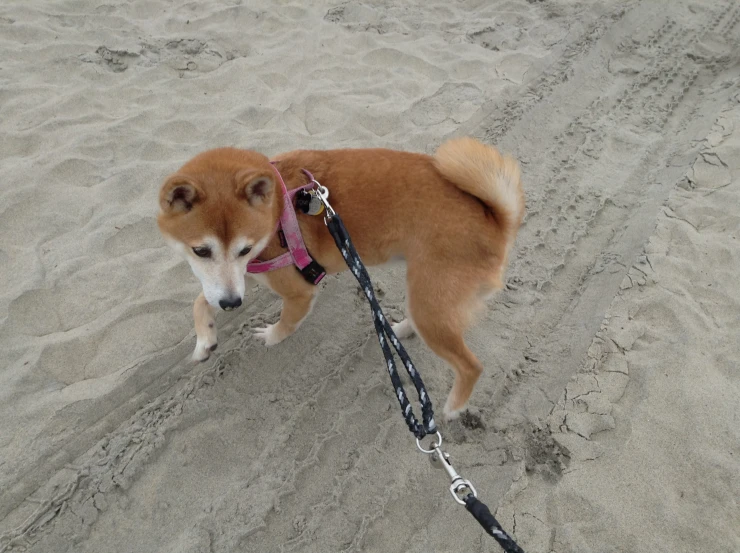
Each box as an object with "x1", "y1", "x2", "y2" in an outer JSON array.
[
  {"x1": 192, "y1": 246, "x2": 211, "y2": 258},
  {"x1": 238, "y1": 246, "x2": 252, "y2": 257}
]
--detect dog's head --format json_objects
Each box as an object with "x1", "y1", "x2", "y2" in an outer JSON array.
[{"x1": 157, "y1": 148, "x2": 278, "y2": 310}]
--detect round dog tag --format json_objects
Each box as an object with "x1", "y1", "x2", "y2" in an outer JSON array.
[{"x1": 307, "y1": 190, "x2": 325, "y2": 216}]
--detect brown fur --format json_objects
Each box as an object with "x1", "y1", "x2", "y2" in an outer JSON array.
[{"x1": 157, "y1": 137, "x2": 525, "y2": 418}]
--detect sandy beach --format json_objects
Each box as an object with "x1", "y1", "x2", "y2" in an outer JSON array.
[{"x1": 1, "y1": 0, "x2": 738, "y2": 551}]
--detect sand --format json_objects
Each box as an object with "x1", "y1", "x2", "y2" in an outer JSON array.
[{"x1": 0, "y1": 0, "x2": 738, "y2": 551}]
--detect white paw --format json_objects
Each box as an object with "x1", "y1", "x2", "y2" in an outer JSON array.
[
  {"x1": 254, "y1": 324, "x2": 285, "y2": 347},
  {"x1": 192, "y1": 337, "x2": 218, "y2": 362},
  {"x1": 391, "y1": 318, "x2": 415, "y2": 340},
  {"x1": 443, "y1": 398, "x2": 466, "y2": 421}
]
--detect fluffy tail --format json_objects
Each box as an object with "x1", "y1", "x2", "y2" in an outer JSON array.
[{"x1": 434, "y1": 137, "x2": 525, "y2": 245}]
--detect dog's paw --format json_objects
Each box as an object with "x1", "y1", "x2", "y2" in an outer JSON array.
[
  {"x1": 193, "y1": 338, "x2": 218, "y2": 362},
  {"x1": 254, "y1": 324, "x2": 285, "y2": 347},
  {"x1": 443, "y1": 396, "x2": 468, "y2": 422},
  {"x1": 391, "y1": 318, "x2": 415, "y2": 340},
  {"x1": 443, "y1": 406, "x2": 463, "y2": 422}
]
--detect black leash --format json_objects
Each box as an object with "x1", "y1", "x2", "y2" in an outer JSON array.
[
  {"x1": 326, "y1": 212, "x2": 437, "y2": 439},
  {"x1": 314, "y1": 185, "x2": 524, "y2": 553}
]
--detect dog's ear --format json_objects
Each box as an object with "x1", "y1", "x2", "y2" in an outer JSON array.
[
  {"x1": 159, "y1": 175, "x2": 204, "y2": 214},
  {"x1": 236, "y1": 169, "x2": 275, "y2": 207}
]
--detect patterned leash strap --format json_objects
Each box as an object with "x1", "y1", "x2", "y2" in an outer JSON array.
[
  {"x1": 317, "y1": 188, "x2": 523, "y2": 553},
  {"x1": 325, "y1": 213, "x2": 436, "y2": 439},
  {"x1": 465, "y1": 495, "x2": 525, "y2": 553}
]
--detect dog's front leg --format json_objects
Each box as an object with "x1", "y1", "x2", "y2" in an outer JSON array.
[
  {"x1": 254, "y1": 291, "x2": 316, "y2": 347},
  {"x1": 192, "y1": 292, "x2": 218, "y2": 361}
]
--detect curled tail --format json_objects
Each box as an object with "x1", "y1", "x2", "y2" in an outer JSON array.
[{"x1": 434, "y1": 137, "x2": 525, "y2": 246}]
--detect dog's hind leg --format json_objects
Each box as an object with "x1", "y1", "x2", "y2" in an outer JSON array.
[
  {"x1": 193, "y1": 292, "x2": 218, "y2": 362},
  {"x1": 405, "y1": 263, "x2": 490, "y2": 420}
]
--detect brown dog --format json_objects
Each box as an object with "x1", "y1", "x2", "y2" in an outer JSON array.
[{"x1": 157, "y1": 137, "x2": 524, "y2": 419}]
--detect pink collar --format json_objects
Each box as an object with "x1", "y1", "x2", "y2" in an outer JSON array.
[{"x1": 246, "y1": 164, "x2": 326, "y2": 285}]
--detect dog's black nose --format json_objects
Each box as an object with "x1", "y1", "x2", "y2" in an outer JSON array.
[{"x1": 219, "y1": 297, "x2": 242, "y2": 310}]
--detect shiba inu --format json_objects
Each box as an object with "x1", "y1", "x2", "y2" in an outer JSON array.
[{"x1": 157, "y1": 137, "x2": 524, "y2": 419}]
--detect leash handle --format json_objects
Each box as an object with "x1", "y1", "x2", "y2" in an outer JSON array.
[{"x1": 325, "y1": 214, "x2": 437, "y2": 438}]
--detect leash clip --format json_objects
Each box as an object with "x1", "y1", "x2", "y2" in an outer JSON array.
[
  {"x1": 434, "y1": 445, "x2": 478, "y2": 505},
  {"x1": 313, "y1": 181, "x2": 336, "y2": 223},
  {"x1": 417, "y1": 432, "x2": 478, "y2": 505}
]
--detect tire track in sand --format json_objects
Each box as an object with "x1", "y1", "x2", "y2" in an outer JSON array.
[{"x1": 452, "y1": 0, "x2": 739, "y2": 501}]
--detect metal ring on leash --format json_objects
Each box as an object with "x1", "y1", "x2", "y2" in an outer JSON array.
[{"x1": 416, "y1": 431, "x2": 443, "y2": 454}]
